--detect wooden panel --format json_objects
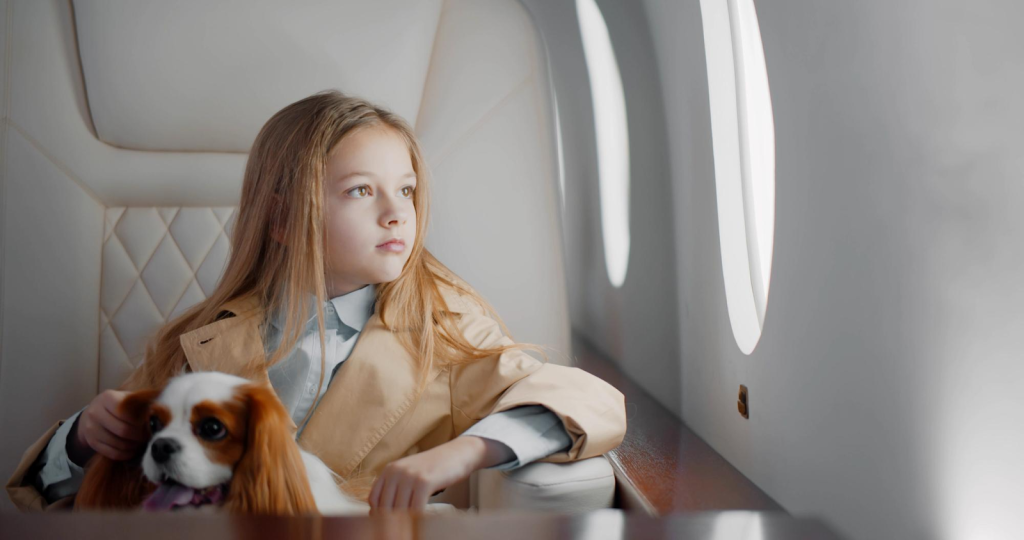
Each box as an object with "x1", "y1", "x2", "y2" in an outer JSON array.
[{"x1": 572, "y1": 332, "x2": 783, "y2": 515}]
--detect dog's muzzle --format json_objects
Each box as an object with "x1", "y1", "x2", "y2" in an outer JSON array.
[{"x1": 150, "y1": 437, "x2": 182, "y2": 464}]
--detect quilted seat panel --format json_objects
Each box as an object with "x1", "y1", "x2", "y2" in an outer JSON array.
[{"x1": 98, "y1": 207, "x2": 236, "y2": 391}]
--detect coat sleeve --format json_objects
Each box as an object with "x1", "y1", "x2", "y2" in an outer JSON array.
[
  {"x1": 5, "y1": 421, "x2": 77, "y2": 512},
  {"x1": 447, "y1": 309, "x2": 626, "y2": 463}
]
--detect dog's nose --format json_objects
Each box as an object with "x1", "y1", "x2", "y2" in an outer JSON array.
[{"x1": 151, "y1": 438, "x2": 181, "y2": 464}]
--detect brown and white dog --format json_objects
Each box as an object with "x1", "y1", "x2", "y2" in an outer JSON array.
[{"x1": 75, "y1": 371, "x2": 368, "y2": 515}]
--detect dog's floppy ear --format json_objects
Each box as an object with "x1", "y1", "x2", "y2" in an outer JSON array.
[
  {"x1": 224, "y1": 383, "x2": 318, "y2": 515},
  {"x1": 75, "y1": 389, "x2": 161, "y2": 510}
]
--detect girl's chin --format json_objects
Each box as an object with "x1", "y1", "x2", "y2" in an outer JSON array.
[
  {"x1": 364, "y1": 267, "x2": 401, "y2": 284},
  {"x1": 378, "y1": 270, "x2": 404, "y2": 283}
]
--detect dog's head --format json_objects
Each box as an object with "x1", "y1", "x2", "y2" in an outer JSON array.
[{"x1": 77, "y1": 372, "x2": 317, "y2": 515}]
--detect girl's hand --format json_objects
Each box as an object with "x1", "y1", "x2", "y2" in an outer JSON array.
[
  {"x1": 368, "y1": 436, "x2": 514, "y2": 513},
  {"x1": 68, "y1": 390, "x2": 150, "y2": 464}
]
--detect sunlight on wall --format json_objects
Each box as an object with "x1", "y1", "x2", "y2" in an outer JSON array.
[
  {"x1": 576, "y1": 0, "x2": 630, "y2": 288},
  {"x1": 699, "y1": 0, "x2": 775, "y2": 354},
  {"x1": 573, "y1": 509, "x2": 626, "y2": 539},
  {"x1": 711, "y1": 512, "x2": 766, "y2": 540}
]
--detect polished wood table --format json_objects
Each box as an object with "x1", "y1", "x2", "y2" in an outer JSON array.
[
  {"x1": 571, "y1": 332, "x2": 782, "y2": 515},
  {"x1": 0, "y1": 510, "x2": 844, "y2": 539}
]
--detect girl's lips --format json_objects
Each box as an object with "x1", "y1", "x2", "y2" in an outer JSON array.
[{"x1": 377, "y1": 240, "x2": 405, "y2": 253}]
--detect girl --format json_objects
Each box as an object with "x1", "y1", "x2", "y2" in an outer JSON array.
[{"x1": 8, "y1": 90, "x2": 626, "y2": 513}]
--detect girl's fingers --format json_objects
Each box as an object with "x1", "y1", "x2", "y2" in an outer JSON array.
[
  {"x1": 379, "y1": 476, "x2": 398, "y2": 511},
  {"x1": 369, "y1": 477, "x2": 383, "y2": 509},
  {"x1": 100, "y1": 391, "x2": 128, "y2": 418},
  {"x1": 393, "y1": 480, "x2": 414, "y2": 511},
  {"x1": 99, "y1": 410, "x2": 148, "y2": 442},
  {"x1": 100, "y1": 400, "x2": 148, "y2": 441},
  {"x1": 91, "y1": 427, "x2": 139, "y2": 453},
  {"x1": 91, "y1": 439, "x2": 135, "y2": 461},
  {"x1": 410, "y1": 484, "x2": 431, "y2": 512}
]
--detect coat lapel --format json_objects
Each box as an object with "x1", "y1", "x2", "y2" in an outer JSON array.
[
  {"x1": 179, "y1": 296, "x2": 270, "y2": 385},
  {"x1": 296, "y1": 312, "x2": 444, "y2": 478},
  {"x1": 298, "y1": 287, "x2": 473, "y2": 477}
]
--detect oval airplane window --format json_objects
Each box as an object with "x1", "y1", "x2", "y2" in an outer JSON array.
[
  {"x1": 577, "y1": 0, "x2": 630, "y2": 288},
  {"x1": 700, "y1": 0, "x2": 776, "y2": 354}
]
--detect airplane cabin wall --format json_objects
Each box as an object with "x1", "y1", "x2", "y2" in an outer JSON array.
[
  {"x1": 642, "y1": 1, "x2": 1024, "y2": 539},
  {"x1": 519, "y1": 0, "x2": 686, "y2": 424}
]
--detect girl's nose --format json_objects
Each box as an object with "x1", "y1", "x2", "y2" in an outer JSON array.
[
  {"x1": 383, "y1": 214, "x2": 405, "y2": 227},
  {"x1": 380, "y1": 200, "x2": 409, "y2": 227}
]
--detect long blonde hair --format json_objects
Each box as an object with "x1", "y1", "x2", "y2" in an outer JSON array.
[{"x1": 123, "y1": 90, "x2": 548, "y2": 398}]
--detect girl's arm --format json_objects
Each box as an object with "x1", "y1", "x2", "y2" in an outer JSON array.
[
  {"x1": 11, "y1": 390, "x2": 150, "y2": 508},
  {"x1": 367, "y1": 406, "x2": 571, "y2": 512},
  {"x1": 448, "y1": 310, "x2": 627, "y2": 464},
  {"x1": 367, "y1": 433, "x2": 513, "y2": 513},
  {"x1": 367, "y1": 309, "x2": 625, "y2": 513},
  {"x1": 28, "y1": 409, "x2": 87, "y2": 504},
  {"x1": 457, "y1": 405, "x2": 572, "y2": 471}
]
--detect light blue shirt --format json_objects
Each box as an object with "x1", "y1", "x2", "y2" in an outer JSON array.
[{"x1": 32, "y1": 284, "x2": 571, "y2": 502}]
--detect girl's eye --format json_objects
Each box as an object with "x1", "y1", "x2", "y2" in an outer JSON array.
[
  {"x1": 348, "y1": 186, "x2": 370, "y2": 198},
  {"x1": 148, "y1": 415, "x2": 162, "y2": 433},
  {"x1": 347, "y1": 185, "x2": 415, "y2": 198},
  {"x1": 196, "y1": 417, "x2": 227, "y2": 441}
]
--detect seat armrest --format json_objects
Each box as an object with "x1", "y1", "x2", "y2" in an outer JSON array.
[{"x1": 471, "y1": 456, "x2": 616, "y2": 513}]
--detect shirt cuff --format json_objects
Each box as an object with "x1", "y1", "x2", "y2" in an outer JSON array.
[
  {"x1": 459, "y1": 405, "x2": 573, "y2": 471},
  {"x1": 33, "y1": 409, "x2": 87, "y2": 501}
]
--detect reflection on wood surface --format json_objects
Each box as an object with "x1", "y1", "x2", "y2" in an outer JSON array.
[{"x1": 0, "y1": 510, "x2": 844, "y2": 540}]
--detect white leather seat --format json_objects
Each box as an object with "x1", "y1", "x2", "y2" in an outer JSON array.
[
  {"x1": 0, "y1": 0, "x2": 610, "y2": 512},
  {"x1": 474, "y1": 456, "x2": 617, "y2": 513}
]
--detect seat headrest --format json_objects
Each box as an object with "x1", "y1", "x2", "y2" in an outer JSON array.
[{"x1": 73, "y1": 0, "x2": 444, "y2": 152}]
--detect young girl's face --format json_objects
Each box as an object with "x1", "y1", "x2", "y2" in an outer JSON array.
[{"x1": 322, "y1": 125, "x2": 417, "y2": 297}]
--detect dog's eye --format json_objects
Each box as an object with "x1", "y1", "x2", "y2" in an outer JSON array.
[
  {"x1": 148, "y1": 415, "x2": 162, "y2": 433},
  {"x1": 196, "y1": 418, "x2": 227, "y2": 441}
]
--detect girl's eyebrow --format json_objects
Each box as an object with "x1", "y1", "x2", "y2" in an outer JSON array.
[{"x1": 338, "y1": 171, "x2": 417, "y2": 183}]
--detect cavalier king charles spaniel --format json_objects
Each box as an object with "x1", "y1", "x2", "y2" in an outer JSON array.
[{"x1": 74, "y1": 371, "x2": 368, "y2": 515}]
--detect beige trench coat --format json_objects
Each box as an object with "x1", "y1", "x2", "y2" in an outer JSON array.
[{"x1": 7, "y1": 287, "x2": 627, "y2": 511}]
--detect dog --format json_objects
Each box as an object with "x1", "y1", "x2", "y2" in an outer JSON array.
[{"x1": 75, "y1": 371, "x2": 367, "y2": 515}]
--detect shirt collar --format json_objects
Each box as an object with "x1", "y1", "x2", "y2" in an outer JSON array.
[
  {"x1": 269, "y1": 283, "x2": 377, "y2": 334},
  {"x1": 328, "y1": 283, "x2": 376, "y2": 332}
]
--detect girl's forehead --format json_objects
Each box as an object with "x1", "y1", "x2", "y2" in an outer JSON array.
[
  {"x1": 327, "y1": 127, "x2": 414, "y2": 178},
  {"x1": 330, "y1": 126, "x2": 406, "y2": 159}
]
